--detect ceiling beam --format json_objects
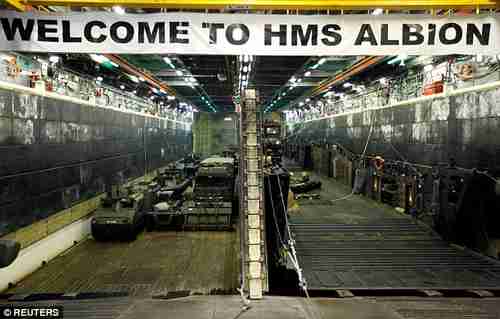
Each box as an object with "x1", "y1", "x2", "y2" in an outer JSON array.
[
  {"x1": 21, "y1": 0, "x2": 499, "y2": 9},
  {"x1": 311, "y1": 56, "x2": 385, "y2": 97},
  {"x1": 4, "y1": 0, "x2": 27, "y2": 11},
  {"x1": 104, "y1": 54, "x2": 177, "y2": 96}
]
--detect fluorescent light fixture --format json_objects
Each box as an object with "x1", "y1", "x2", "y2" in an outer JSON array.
[
  {"x1": 49, "y1": 55, "x2": 60, "y2": 64},
  {"x1": 163, "y1": 57, "x2": 175, "y2": 68},
  {"x1": 304, "y1": 71, "x2": 311, "y2": 77},
  {"x1": 224, "y1": 117, "x2": 232, "y2": 121},
  {"x1": 112, "y1": 5, "x2": 125, "y2": 14},
  {"x1": 128, "y1": 75, "x2": 139, "y2": 83},
  {"x1": 372, "y1": 8, "x2": 383, "y2": 15},
  {"x1": 423, "y1": 64, "x2": 434, "y2": 72},
  {"x1": 0, "y1": 54, "x2": 13, "y2": 61},
  {"x1": 89, "y1": 54, "x2": 109, "y2": 64}
]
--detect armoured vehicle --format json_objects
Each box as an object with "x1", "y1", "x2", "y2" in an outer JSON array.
[
  {"x1": 263, "y1": 120, "x2": 283, "y2": 165},
  {"x1": 91, "y1": 186, "x2": 146, "y2": 241},
  {"x1": 186, "y1": 156, "x2": 236, "y2": 228}
]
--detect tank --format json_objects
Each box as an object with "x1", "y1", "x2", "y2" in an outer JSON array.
[{"x1": 91, "y1": 190, "x2": 145, "y2": 241}]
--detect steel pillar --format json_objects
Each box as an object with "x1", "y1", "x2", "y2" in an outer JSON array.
[{"x1": 239, "y1": 89, "x2": 267, "y2": 299}]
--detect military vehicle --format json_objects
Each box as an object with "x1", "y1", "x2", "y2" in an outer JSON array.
[
  {"x1": 91, "y1": 186, "x2": 146, "y2": 241},
  {"x1": 263, "y1": 120, "x2": 283, "y2": 165},
  {"x1": 185, "y1": 156, "x2": 236, "y2": 228}
]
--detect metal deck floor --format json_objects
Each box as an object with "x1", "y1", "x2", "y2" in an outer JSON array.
[
  {"x1": 6, "y1": 231, "x2": 240, "y2": 297},
  {"x1": 288, "y1": 168, "x2": 500, "y2": 290}
]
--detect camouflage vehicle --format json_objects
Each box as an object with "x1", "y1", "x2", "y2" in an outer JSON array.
[
  {"x1": 186, "y1": 156, "x2": 236, "y2": 228},
  {"x1": 91, "y1": 187, "x2": 146, "y2": 241}
]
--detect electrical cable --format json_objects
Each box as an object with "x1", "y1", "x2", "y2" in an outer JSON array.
[{"x1": 272, "y1": 172, "x2": 321, "y2": 319}]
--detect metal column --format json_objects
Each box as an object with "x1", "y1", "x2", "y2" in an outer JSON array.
[{"x1": 239, "y1": 89, "x2": 267, "y2": 299}]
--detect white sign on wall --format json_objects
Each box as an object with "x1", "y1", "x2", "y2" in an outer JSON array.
[{"x1": 0, "y1": 10, "x2": 499, "y2": 55}]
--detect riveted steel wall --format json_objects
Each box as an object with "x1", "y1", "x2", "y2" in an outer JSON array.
[{"x1": 0, "y1": 89, "x2": 192, "y2": 236}]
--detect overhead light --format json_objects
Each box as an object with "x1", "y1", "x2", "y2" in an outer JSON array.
[
  {"x1": 224, "y1": 117, "x2": 232, "y2": 121},
  {"x1": 128, "y1": 75, "x2": 139, "y2": 83},
  {"x1": 423, "y1": 64, "x2": 434, "y2": 72},
  {"x1": 89, "y1": 54, "x2": 109, "y2": 64},
  {"x1": 49, "y1": 55, "x2": 60, "y2": 64},
  {"x1": 305, "y1": 98, "x2": 310, "y2": 102},
  {"x1": 96, "y1": 76, "x2": 103, "y2": 82},
  {"x1": 0, "y1": 54, "x2": 13, "y2": 61},
  {"x1": 112, "y1": 5, "x2": 125, "y2": 14},
  {"x1": 120, "y1": 85, "x2": 125, "y2": 90},
  {"x1": 304, "y1": 71, "x2": 311, "y2": 77},
  {"x1": 243, "y1": 66, "x2": 248, "y2": 73},
  {"x1": 163, "y1": 57, "x2": 175, "y2": 68},
  {"x1": 343, "y1": 82, "x2": 353, "y2": 88},
  {"x1": 167, "y1": 95, "x2": 175, "y2": 100},
  {"x1": 243, "y1": 55, "x2": 249, "y2": 63},
  {"x1": 176, "y1": 70, "x2": 183, "y2": 76},
  {"x1": 372, "y1": 8, "x2": 383, "y2": 15}
]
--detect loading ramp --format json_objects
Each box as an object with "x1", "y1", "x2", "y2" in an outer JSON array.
[{"x1": 288, "y1": 170, "x2": 500, "y2": 291}]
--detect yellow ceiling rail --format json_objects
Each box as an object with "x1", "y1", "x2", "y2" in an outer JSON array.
[
  {"x1": 4, "y1": 0, "x2": 27, "y2": 11},
  {"x1": 17, "y1": 0, "x2": 500, "y2": 10}
]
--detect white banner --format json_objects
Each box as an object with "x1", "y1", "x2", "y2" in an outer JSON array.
[{"x1": 0, "y1": 10, "x2": 499, "y2": 55}]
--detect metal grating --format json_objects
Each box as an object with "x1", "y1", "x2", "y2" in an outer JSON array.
[{"x1": 290, "y1": 220, "x2": 500, "y2": 290}]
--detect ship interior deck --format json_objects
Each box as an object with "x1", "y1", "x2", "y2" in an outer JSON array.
[
  {"x1": 285, "y1": 160, "x2": 500, "y2": 292},
  {"x1": 3, "y1": 230, "x2": 240, "y2": 298}
]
